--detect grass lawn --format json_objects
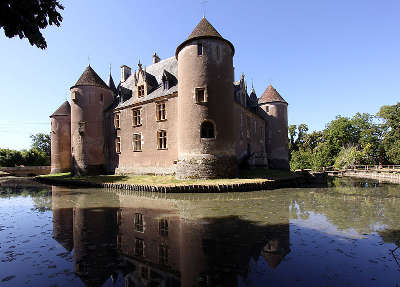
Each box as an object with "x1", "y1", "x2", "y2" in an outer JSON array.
[{"x1": 40, "y1": 168, "x2": 296, "y2": 187}]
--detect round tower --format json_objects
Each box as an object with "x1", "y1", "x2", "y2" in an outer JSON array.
[
  {"x1": 50, "y1": 101, "x2": 71, "y2": 174},
  {"x1": 258, "y1": 85, "x2": 289, "y2": 170},
  {"x1": 70, "y1": 66, "x2": 113, "y2": 175},
  {"x1": 175, "y1": 18, "x2": 237, "y2": 179}
]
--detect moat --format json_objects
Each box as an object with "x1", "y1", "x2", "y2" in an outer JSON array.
[{"x1": 0, "y1": 178, "x2": 399, "y2": 286}]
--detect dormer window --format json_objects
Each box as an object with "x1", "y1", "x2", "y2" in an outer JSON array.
[
  {"x1": 197, "y1": 43, "x2": 203, "y2": 55},
  {"x1": 138, "y1": 85, "x2": 145, "y2": 97},
  {"x1": 163, "y1": 80, "x2": 168, "y2": 90}
]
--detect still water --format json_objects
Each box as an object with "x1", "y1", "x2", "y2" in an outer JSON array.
[{"x1": 0, "y1": 178, "x2": 399, "y2": 287}]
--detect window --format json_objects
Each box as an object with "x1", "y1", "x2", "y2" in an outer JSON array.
[
  {"x1": 159, "y1": 218, "x2": 168, "y2": 236},
  {"x1": 163, "y1": 80, "x2": 168, "y2": 90},
  {"x1": 159, "y1": 244, "x2": 168, "y2": 265},
  {"x1": 114, "y1": 113, "x2": 120, "y2": 129},
  {"x1": 135, "y1": 213, "x2": 144, "y2": 232},
  {"x1": 201, "y1": 121, "x2": 215, "y2": 139},
  {"x1": 132, "y1": 109, "x2": 141, "y2": 126},
  {"x1": 133, "y1": 133, "x2": 142, "y2": 151},
  {"x1": 135, "y1": 238, "x2": 144, "y2": 257},
  {"x1": 138, "y1": 85, "x2": 145, "y2": 97},
  {"x1": 116, "y1": 137, "x2": 121, "y2": 153},
  {"x1": 156, "y1": 102, "x2": 166, "y2": 121},
  {"x1": 100, "y1": 94, "x2": 103, "y2": 103},
  {"x1": 216, "y1": 46, "x2": 220, "y2": 58},
  {"x1": 197, "y1": 43, "x2": 203, "y2": 55},
  {"x1": 266, "y1": 106, "x2": 269, "y2": 113},
  {"x1": 195, "y1": 88, "x2": 206, "y2": 103},
  {"x1": 157, "y1": 130, "x2": 167, "y2": 149}
]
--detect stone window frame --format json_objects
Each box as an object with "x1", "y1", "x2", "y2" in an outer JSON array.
[
  {"x1": 200, "y1": 120, "x2": 216, "y2": 140},
  {"x1": 115, "y1": 136, "x2": 121, "y2": 154},
  {"x1": 114, "y1": 112, "x2": 121, "y2": 129},
  {"x1": 194, "y1": 87, "x2": 207, "y2": 104},
  {"x1": 132, "y1": 133, "x2": 142, "y2": 152},
  {"x1": 163, "y1": 79, "x2": 169, "y2": 90},
  {"x1": 156, "y1": 101, "x2": 167, "y2": 122},
  {"x1": 138, "y1": 85, "x2": 145, "y2": 98},
  {"x1": 132, "y1": 108, "x2": 142, "y2": 127},
  {"x1": 157, "y1": 130, "x2": 167, "y2": 150}
]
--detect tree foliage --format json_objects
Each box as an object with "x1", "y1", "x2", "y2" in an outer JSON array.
[
  {"x1": 289, "y1": 103, "x2": 399, "y2": 170},
  {"x1": 0, "y1": 0, "x2": 64, "y2": 49},
  {"x1": 30, "y1": 133, "x2": 51, "y2": 156},
  {"x1": 0, "y1": 133, "x2": 51, "y2": 166}
]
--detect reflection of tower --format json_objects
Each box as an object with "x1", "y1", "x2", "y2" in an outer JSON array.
[
  {"x1": 51, "y1": 186, "x2": 73, "y2": 251},
  {"x1": 262, "y1": 224, "x2": 291, "y2": 269},
  {"x1": 73, "y1": 194, "x2": 120, "y2": 286}
]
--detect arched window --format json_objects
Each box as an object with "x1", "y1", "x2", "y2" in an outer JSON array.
[{"x1": 201, "y1": 121, "x2": 215, "y2": 138}]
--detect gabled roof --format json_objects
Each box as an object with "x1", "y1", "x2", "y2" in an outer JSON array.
[
  {"x1": 50, "y1": 101, "x2": 70, "y2": 117},
  {"x1": 258, "y1": 85, "x2": 287, "y2": 104},
  {"x1": 72, "y1": 65, "x2": 110, "y2": 90},
  {"x1": 176, "y1": 17, "x2": 234, "y2": 58},
  {"x1": 117, "y1": 57, "x2": 178, "y2": 109}
]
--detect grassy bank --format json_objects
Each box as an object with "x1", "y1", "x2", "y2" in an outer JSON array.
[{"x1": 39, "y1": 169, "x2": 296, "y2": 187}]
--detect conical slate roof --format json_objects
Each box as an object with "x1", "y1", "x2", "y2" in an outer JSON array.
[
  {"x1": 50, "y1": 101, "x2": 70, "y2": 117},
  {"x1": 187, "y1": 17, "x2": 223, "y2": 40},
  {"x1": 176, "y1": 17, "x2": 234, "y2": 58},
  {"x1": 72, "y1": 65, "x2": 110, "y2": 90},
  {"x1": 258, "y1": 85, "x2": 287, "y2": 104}
]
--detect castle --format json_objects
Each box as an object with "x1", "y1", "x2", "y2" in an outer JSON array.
[{"x1": 50, "y1": 18, "x2": 289, "y2": 178}]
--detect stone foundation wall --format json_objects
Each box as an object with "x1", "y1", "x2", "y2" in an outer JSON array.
[
  {"x1": 343, "y1": 171, "x2": 400, "y2": 184},
  {"x1": 175, "y1": 155, "x2": 238, "y2": 179},
  {"x1": 115, "y1": 165, "x2": 176, "y2": 175},
  {"x1": 0, "y1": 166, "x2": 51, "y2": 176}
]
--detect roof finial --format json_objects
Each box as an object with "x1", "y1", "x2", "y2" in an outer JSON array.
[
  {"x1": 201, "y1": 0, "x2": 208, "y2": 18},
  {"x1": 109, "y1": 63, "x2": 112, "y2": 75},
  {"x1": 88, "y1": 56, "x2": 91, "y2": 67},
  {"x1": 138, "y1": 59, "x2": 142, "y2": 70}
]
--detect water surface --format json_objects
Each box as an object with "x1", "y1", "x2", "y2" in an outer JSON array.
[{"x1": 0, "y1": 178, "x2": 399, "y2": 286}]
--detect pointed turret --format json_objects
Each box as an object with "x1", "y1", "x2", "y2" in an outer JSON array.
[
  {"x1": 176, "y1": 17, "x2": 234, "y2": 58},
  {"x1": 259, "y1": 85, "x2": 287, "y2": 104},
  {"x1": 107, "y1": 73, "x2": 117, "y2": 95},
  {"x1": 72, "y1": 65, "x2": 110, "y2": 90},
  {"x1": 259, "y1": 84, "x2": 289, "y2": 170},
  {"x1": 50, "y1": 100, "x2": 70, "y2": 117}
]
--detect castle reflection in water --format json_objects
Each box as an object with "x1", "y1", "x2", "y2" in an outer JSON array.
[{"x1": 51, "y1": 187, "x2": 290, "y2": 287}]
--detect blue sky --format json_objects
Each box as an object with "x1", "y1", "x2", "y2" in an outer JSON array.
[{"x1": 0, "y1": 0, "x2": 399, "y2": 150}]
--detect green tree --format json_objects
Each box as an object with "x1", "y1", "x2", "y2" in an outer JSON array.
[
  {"x1": 30, "y1": 133, "x2": 51, "y2": 156},
  {"x1": 0, "y1": 149, "x2": 23, "y2": 166},
  {"x1": 377, "y1": 103, "x2": 400, "y2": 164},
  {"x1": 0, "y1": 0, "x2": 64, "y2": 49}
]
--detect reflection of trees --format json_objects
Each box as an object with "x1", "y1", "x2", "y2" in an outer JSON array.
[
  {"x1": 0, "y1": 186, "x2": 52, "y2": 212},
  {"x1": 290, "y1": 180, "x2": 400, "y2": 243}
]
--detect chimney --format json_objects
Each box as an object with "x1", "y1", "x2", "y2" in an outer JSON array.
[
  {"x1": 153, "y1": 53, "x2": 160, "y2": 64},
  {"x1": 120, "y1": 65, "x2": 131, "y2": 82}
]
